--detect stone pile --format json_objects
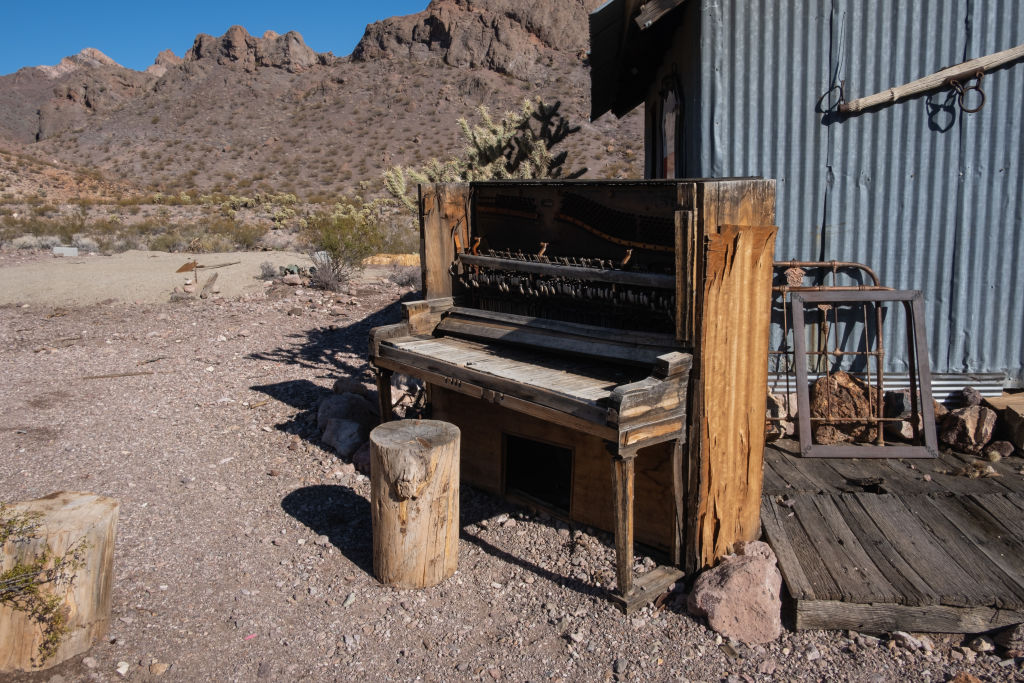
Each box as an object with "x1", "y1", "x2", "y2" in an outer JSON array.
[{"x1": 317, "y1": 373, "x2": 423, "y2": 475}]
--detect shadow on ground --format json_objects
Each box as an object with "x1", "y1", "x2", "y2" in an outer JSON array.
[
  {"x1": 281, "y1": 484, "x2": 374, "y2": 575},
  {"x1": 281, "y1": 482, "x2": 614, "y2": 599},
  {"x1": 247, "y1": 293, "x2": 417, "y2": 379}
]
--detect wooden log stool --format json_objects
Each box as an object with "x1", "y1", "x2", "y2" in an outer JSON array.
[
  {"x1": 370, "y1": 419, "x2": 460, "y2": 588},
  {"x1": 0, "y1": 492, "x2": 119, "y2": 672}
]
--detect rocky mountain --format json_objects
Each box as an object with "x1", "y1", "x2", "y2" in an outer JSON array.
[{"x1": 0, "y1": 0, "x2": 641, "y2": 201}]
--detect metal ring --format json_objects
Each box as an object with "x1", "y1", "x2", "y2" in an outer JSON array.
[{"x1": 958, "y1": 84, "x2": 986, "y2": 114}]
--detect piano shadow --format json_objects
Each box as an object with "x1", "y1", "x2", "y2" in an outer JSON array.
[
  {"x1": 280, "y1": 483, "x2": 613, "y2": 598},
  {"x1": 247, "y1": 292, "x2": 418, "y2": 377}
]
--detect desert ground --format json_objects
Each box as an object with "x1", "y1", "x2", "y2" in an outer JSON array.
[{"x1": 0, "y1": 250, "x2": 1017, "y2": 682}]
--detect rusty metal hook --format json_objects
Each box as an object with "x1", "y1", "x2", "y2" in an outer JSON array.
[{"x1": 948, "y1": 70, "x2": 985, "y2": 114}]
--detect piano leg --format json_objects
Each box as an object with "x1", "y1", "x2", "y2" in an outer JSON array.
[
  {"x1": 375, "y1": 368, "x2": 394, "y2": 423},
  {"x1": 611, "y1": 450, "x2": 636, "y2": 601},
  {"x1": 671, "y1": 438, "x2": 684, "y2": 567}
]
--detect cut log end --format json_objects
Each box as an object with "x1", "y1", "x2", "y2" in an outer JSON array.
[
  {"x1": 370, "y1": 420, "x2": 460, "y2": 589},
  {"x1": 1, "y1": 492, "x2": 119, "y2": 673}
]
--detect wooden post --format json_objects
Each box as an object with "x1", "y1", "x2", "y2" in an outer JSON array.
[
  {"x1": 0, "y1": 492, "x2": 118, "y2": 672},
  {"x1": 375, "y1": 368, "x2": 394, "y2": 423},
  {"x1": 611, "y1": 453, "x2": 636, "y2": 598},
  {"x1": 370, "y1": 420, "x2": 460, "y2": 589}
]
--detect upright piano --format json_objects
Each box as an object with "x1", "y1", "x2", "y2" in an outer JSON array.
[{"x1": 370, "y1": 179, "x2": 777, "y2": 611}]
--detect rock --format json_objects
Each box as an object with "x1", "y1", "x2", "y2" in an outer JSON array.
[
  {"x1": 968, "y1": 635, "x2": 995, "y2": 652},
  {"x1": 810, "y1": 371, "x2": 880, "y2": 445},
  {"x1": 321, "y1": 419, "x2": 364, "y2": 458},
  {"x1": 317, "y1": 393, "x2": 378, "y2": 432},
  {"x1": 993, "y1": 623, "x2": 1024, "y2": 650},
  {"x1": 182, "y1": 284, "x2": 197, "y2": 294},
  {"x1": 333, "y1": 375, "x2": 375, "y2": 398},
  {"x1": 933, "y1": 400, "x2": 949, "y2": 421},
  {"x1": 891, "y1": 631, "x2": 926, "y2": 650},
  {"x1": 116, "y1": 661, "x2": 130, "y2": 676},
  {"x1": 883, "y1": 389, "x2": 924, "y2": 440},
  {"x1": 351, "y1": 441, "x2": 371, "y2": 475},
  {"x1": 765, "y1": 392, "x2": 797, "y2": 441},
  {"x1": 687, "y1": 541, "x2": 782, "y2": 644},
  {"x1": 949, "y1": 673, "x2": 982, "y2": 683},
  {"x1": 149, "y1": 661, "x2": 170, "y2": 676},
  {"x1": 985, "y1": 440, "x2": 1015, "y2": 461},
  {"x1": 145, "y1": 49, "x2": 181, "y2": 77},
  {"x1": 353, "y1": 2, "x2": 593, "y2": 80},
  {"x1": 82, "y1": 657, "x2": 98, "y2": 669},
  {"x1": 256, "y1": 661, "x2": 272, "y2": 678},
  {"x1": 281, "y1": 274, "x2": 302, "y2": 286},
  {"x1": 884, "y1": 389, "x2": 915, "y2": 418},
  {"x1": 185, "y1": 26, "x2": 320, "y2": 73},
  {"x1": 287, "y1": 306, "x2": 304, "y2": 316},
  {"x1": 940, "y1": 405, "x2": 997, "y2": 453},
  {"x1": 961, "y1": 386, "x2": 984, "y2": 406}
]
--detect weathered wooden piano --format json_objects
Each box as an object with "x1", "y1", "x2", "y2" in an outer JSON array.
[{"x1": 369, "y1": 179, "x2": 777, "y2": 611}]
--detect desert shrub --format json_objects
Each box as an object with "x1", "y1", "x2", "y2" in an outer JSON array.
[
  {"x1": 149, "y1": 231, "x2": 185, "y2": 252},
  {"x1": 72, "y1": 236, "x2": 99, "y2": 252},
  {"x1": 302, "y1": 199, "x2": 386, "y2": 291},
  {"x1": 11, "y1": 235, "x2": 42, "y2": 250},
  {"x1": 0, "y1": 503, "x2": 88, "y2": 664},
  {"x1": 388, "y1": 265, "x2": 420, "y2": 287},
  {"x1": 259, "y1": 261, "x2": 277, "y2": 280}
]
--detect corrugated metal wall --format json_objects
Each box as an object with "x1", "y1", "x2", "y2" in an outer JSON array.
[{"x1": 695, "y1": 0, "x2": 1024, "y2": 384}]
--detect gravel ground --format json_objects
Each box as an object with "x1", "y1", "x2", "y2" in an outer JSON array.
[{"x1": 1, "y1": 256, "x2": 1021, "y2": 682}]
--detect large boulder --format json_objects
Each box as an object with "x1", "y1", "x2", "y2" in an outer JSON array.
[
  {"x1": 184, "y1": 26, "x2": 320, "y2": 73},
  {"x1": 352, "y1": 0, "x2": 601, "y2": 79},
  {"x1": 810, "y1": 371, "x2": 880, "y2": 445},
  {"x1": 939, "y1": 405, "x2": 997, "y2": 454},
  {"x1": 321, "y1": 419, "x2": 364, "y2": 458},
  {"x1": 317, "y1": 392, "x2": 377, "y2": 433},
  {"x1": 687, "y1": 541, "x2": 782, "y2": 645}
]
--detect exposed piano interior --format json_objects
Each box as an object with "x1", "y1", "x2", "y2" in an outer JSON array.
[
  {"x1": 369, "y1": 179, "x2": 778, "y2": 611},
  {"x1": 462, "y1": 182, "x2": 680, "y2": 333}
]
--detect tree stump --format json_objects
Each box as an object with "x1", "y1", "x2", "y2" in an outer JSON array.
[
  {"x1": 0, "y1": 492, "x2": 119, "y2": 672},
  {"x1": 370, "y1": 420, "x2": 460, "y2": 588}
]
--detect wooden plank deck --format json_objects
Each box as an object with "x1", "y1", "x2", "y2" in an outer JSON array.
[{"x1": 762, "y1": 440, "x2": 1024, "y2": 632}]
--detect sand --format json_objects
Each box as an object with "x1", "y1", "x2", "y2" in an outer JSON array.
[{"x1": 0, "y1": 250, "x2": 312, "y2": 306}]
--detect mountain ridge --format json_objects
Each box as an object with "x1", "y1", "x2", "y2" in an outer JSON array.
[{"x1": 0, "y1": 1, "x2": 641, "y2": 202}]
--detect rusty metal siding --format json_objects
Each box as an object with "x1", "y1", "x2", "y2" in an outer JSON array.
[{"x1": 693, "y1": 0, "x2": 1024, "y2": 385}]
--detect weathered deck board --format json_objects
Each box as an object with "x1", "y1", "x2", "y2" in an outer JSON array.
[
  {"x1": 762, "y1": 444, "x2": 1024, "y2": 632},
  {"x1": 830, "y1": 493, "x2": 938, "y2": 607}
]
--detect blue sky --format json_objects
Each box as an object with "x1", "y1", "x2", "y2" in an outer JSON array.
[{"x1": 0, "y1": 1, "x2": 429, "y2": 76}]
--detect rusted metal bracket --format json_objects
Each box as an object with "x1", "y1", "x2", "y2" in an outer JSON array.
[{"x1": 791, "y1": 290, "x2": 938, "y2": 459}]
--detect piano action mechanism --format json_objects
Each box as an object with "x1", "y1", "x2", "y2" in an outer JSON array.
[{"x1": 370, "y1": 180, "x2": 777, "y2": 612}]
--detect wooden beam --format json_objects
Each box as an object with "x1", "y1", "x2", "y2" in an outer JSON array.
[
  {"x1": 421, "y1": 184, "x2": 470, "y2": 299},
  {"x1": 793, "y1": 599, "x2": 1024, "y2": 634},
  {"x1": 840, "y1": 42, "x2": 1024, "y2": 114},
  {"x1": 634, "y1": 0, "x2": 686, "y2": 30},
  {"x1": 689, "y1": 224, "x2": 778, "y2": 569}
]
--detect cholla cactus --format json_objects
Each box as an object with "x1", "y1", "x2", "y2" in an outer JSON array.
[{"x1": 384, "y1": 98, "x2": 585, "y2": 211}]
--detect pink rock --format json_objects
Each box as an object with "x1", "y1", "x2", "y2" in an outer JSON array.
[{"x1": 687, "y1": 541, "x2": 782, "y2": 644}]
